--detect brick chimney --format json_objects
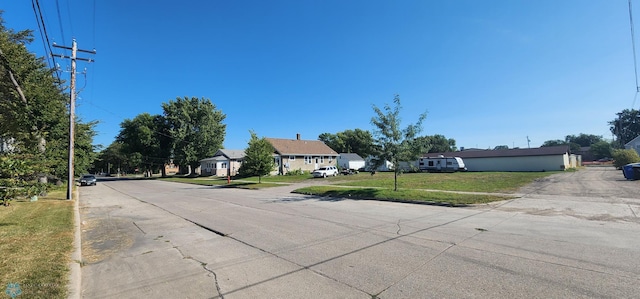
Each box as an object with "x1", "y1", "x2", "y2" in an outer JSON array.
[{"x1": 296, "y1": 133, "x2": 301, "y2": 140}]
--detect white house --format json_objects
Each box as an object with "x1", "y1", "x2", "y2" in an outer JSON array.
[
  {"x1": 199, "y1": 149, "x2": 245, "y2": 177},
  {"x1": 337, "y1": 153, "x2": 366, "y2": 170},
  {"x1": 426, "y1": 146, "x2": 577, "y2": 172},
  {"x1": 624, "y1": 135, "x2": 640, "y2": 155}
]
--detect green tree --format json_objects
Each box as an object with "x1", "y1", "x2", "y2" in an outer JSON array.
[
  {"x1": 94, "y1": 142, "x2": 129, "y2": 175},
  {"x1": 565, "y1": 133, "x2": 603, "y2": 147},
  {"x1": 541, "y1": 139, "x2": 566, "y2": 147},
  {"x1": 318, "y1": 129, "x2": 375, "y2": 157},
  {"x1": 0, "y1": 13, "x2": 97, "y2": 181},
  {"x1": 162, "y1": 96, "x2": 226, "y2": 175},
  {"x1": 589, "y1": 141, "x2": 613, "y2": 160},
  {"x1": 412, "y1": 134, "x2": 455, "y2": 154},
  {"x1": 370, "y1": 95, "x2": 427, "y2": 191},
  {"x1": 116, "y1": 113, "x2": 170, "y2": 176},
  {"x1": 541, "y1": 139, "x2": 580, "y2": 152},
  {"x1": 612, "y1": 148, "x2": 640, "y2": 168},
  {"x1": 238, "y1": 131, "x2": 275, "y2": 183},
  {"x1": 609, "y1": 109, "x2": 640, "y2": 147}
]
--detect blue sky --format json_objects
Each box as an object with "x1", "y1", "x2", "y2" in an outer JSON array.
[{"x1": 3, "y1": 1, "x2": 638, "y2": 150}]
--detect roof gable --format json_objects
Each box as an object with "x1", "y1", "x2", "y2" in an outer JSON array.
[
  {"x1": 266, "y1": 137, "x2": 338, "y2": 156},
  {"x1": 625, "y1": 135, "x2": 640, "y2": 146},
  {"x1": 426, "y1": 146, "x2": 570, "y2": 159}
]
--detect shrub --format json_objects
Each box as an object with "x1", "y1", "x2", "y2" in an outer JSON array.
[
  {"x1": 612, "y1": 149, "x2": 640, "y2": 168},
  {"x1": 286, "y1": 168, "x2": 305, "y2": 176}
]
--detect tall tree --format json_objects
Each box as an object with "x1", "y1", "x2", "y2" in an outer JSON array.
[
  {"x1": 0, "y1": 13, "x2": 97, "y2": 181},
  {"x1": 162, "y1": 96, "x2": 226, "y2": 175},
  {"x1": 116, "y1": 113, "x2": 170, "y2": 176},
  {"x1": 370, "y1": 95, "x2": 427, "y2": 191},
  {"x1": 589, "y1": 141, "x2": 613, "y2": 159},
  {"x1": 414, "y1": 134, "x2": 456, "y2": 153},
  {"x1": 609, "y1": 109, "x2": 640, "y2": 147},
  {"x1": 238, "y1": 131, "x2": 275, "y2": 183},
  {"x1": 541, "y1": 139, "x2": 566, "y2": 147},
  {"x1": 565, "y1": 133, "x2": 603, "y2": 147},
  {"x1": 541, "y1": 139, "x2": 580, "y2": 152},
  {"x1": 318, "y1": 129, "x2": 375, "y2": 157}
]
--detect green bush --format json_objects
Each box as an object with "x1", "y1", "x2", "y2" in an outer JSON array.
[
  {"x1": 612, "y1": 149, "x2": 640, "y2": 168},
  {"x1": 286, "y1": 168, "x2": 305, "y2": 176}
]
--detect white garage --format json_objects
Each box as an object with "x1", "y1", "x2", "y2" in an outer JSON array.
[{"x1": 427, "y1": 146, "x2": 578, "y2": 172}]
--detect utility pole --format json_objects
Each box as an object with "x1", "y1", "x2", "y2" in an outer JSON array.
[{"x1": 53, "y1": 39, "x2": 96, "y2": 200}]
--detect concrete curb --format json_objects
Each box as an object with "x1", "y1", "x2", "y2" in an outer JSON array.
[{"x1": 67, "y1": 187, "x2": 81, "y2": 299}]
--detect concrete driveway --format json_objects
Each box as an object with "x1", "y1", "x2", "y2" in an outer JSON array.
[{"x1": 79, "y1": 167, "x2": 640, "y2": 298}]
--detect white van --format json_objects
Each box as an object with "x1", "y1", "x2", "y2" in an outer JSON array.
[{"x1": 419, "y1": 155, "x2": 467, "y2": 172}]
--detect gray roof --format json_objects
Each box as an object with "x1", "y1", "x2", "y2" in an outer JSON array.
[
  {"x1": 339, "y1": 153, "x2": 364, "y2": 161},
  {"x1": 199, "y1": 149, "x2": 245, "y2": 162},
  {"x1": 426, "y1": 146, "x2": 570, "y2": 159},
  {"x1": 217, "y1": 149, "x2": 245, "y2": 160}
]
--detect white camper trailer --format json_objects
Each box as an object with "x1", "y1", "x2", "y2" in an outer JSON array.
[{"x1": 419, "y1": 155, "x2": 467, "y2": 172}]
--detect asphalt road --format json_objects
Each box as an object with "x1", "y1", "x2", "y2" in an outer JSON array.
[{"x1": 79, "y1": 167, "x2": 640, "y2": 298}]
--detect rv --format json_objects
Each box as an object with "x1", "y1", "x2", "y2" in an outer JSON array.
[{"x1": 419, "y1": 155, "x2": 467, "y2": 172}]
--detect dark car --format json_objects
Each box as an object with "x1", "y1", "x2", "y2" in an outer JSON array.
[{"x1": 80, "y1": 174, "x2": 97, "y2": 186}]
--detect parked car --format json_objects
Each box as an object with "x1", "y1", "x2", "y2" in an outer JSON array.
[
  {"x1": 80, "y1": 174, "x2": 97, "y2": 186},
  {"x1": 312, "y1": 166, "x2": 338, "y2": 178}
]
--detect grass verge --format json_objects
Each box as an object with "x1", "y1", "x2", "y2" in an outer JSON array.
[
  {"x1": 293, "y1": 186, "x2": 515, "y2": 205},
  {"x1": 159, "y1": 176, "x2": 288, "y2": 189},
  {"x1": 0, "y1": 188, "x2": 73, "y2": 299}
]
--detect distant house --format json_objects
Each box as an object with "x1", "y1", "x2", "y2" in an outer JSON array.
[
  {"x1": 337, "y1": 153, "x2": 366, "y2": 170},
  {"x1": 266, "y1": 134, "x2": 338, "y2": 175},
  {"x1": 426, "y1": 146, "x2": 578, "y2": 172},
  {"x1": 365, "y1": 156, "x2": 394, "y2": 172},
  {"x1": 164, "y1": 161, "x2": 180, "y2": 175},
  {"x1": 624, "y1": 135, "x2": 640, "y2": 155},
  {"x1": 199, "y1": 149, "x2": 245, "y2": 177}
]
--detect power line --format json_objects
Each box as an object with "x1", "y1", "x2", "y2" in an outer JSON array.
[
  {"x1": 55, "y1": 0, "x2": 67, "y2": 45},
  {"x1": 31, "y1": 0, "x2": 62, "y2": 83},
  {"x1": 629, "y1": 0, "x2": 640, "y2": 108}
]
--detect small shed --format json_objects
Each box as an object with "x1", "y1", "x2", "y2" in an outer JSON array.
[{"x1": 337, "y1": 153, "x2": 366, "y2": 170}]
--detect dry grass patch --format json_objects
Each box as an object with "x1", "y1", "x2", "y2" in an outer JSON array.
[{"x1": 0, "y1": 191, "x2": 74, "y2": 299}]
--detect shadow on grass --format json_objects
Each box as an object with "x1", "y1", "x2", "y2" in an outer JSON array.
[{"x1": 292, "y1": 188, "x2": 470, "y2": 207}]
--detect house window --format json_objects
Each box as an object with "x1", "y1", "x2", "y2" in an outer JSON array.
[
  {"x1": 221, "y1": 163, "x2": 227, "y2": 169},
  {"x1": 304, "y1": 156, "x2": 312, "y2": 164},
  {"x1": 329, "y1": 156, "x2": 333, "y2": 162},
  {"x1": 289, "y1": 156, "x2": 295, "y2": 161},
  {"x1": 320, "y1": 156, "x2": 325, "y2": 163}
]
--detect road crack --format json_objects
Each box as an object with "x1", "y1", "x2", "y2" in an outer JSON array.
[{"x1": 172, "y1": 246, "x2": 224, "y2": 299}]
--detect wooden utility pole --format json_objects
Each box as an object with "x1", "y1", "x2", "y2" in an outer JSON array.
[{"x1": 53, "y1": 40, "x2": 95, "y2": 200}]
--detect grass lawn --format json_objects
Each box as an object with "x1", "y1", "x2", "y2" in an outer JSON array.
[
  {"x1": 293, "y1": 186, "x2": 514, "y2": 205},
  {"x1": 329, "y1": 171, "x2": 557, "y2": 192},
  {"x1": 292, "y1": 171, "x2": 559, "y2": 205},
  {"x1": 0, "y1": 188, "x2": 73, "y2": 299},
  {"x1": 159, "y1": 174, "x2": 311, "y2": 189}
]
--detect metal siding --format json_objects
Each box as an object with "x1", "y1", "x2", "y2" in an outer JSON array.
[{"x1": 464, "y1": 155, "x2": 567, "y2": 171}]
